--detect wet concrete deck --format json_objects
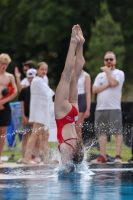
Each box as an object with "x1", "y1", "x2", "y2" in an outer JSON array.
[{"x1": 0, "y1": 162, "x2": 132, "y2": 169}]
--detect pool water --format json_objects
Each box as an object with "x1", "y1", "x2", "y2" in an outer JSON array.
[{"x1": 0, "y1": 163, "x2": 133, "y2": 200}]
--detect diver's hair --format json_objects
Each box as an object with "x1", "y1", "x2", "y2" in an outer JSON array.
[
  {"x1": 0, "y1": 53, "x2": 11, "y2": 64},
  {"x1": 64, "y1": 163, "x2": 75, "y2": 173},
  {"x1": 72, "y1": 140, "x2": 84, "y2": 164}
]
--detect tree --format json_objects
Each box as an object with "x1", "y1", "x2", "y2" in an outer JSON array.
[
  {"x1": 107, "y1": 0, "x2": 133, "y2": 82},
  {"x1": 85, "y1": 1, "x2": 125, "y2": 82},
  {"x1": 0, "y1": 0, "x2": 102, "y2": 88}
]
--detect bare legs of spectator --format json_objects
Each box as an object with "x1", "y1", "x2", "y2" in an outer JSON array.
[
  {"x1": 23, "y1": 123, "x2": 58, "y2": 164},
  {"x1": 115, "y1": 134, "x2": 123, "y2": 156},
  {"x1": 98, "y1": 134, "x2": 107, "y2": 158},
  {"x1": 98, "y1": 133, "x2": 123, "y2": 159},
  {"x1": 33, "y1": 137, "x2": 41, "y2": 160},
  {"x1": 40, "y1": 129, "x2": 49, "y2": 164},
  {"x1": 0, "y1": 127, "x2": 7, "y2": 164},
  {"x1": 23, "y1": 123, "x2": 47, "y2": 164},
  {"x1": 22, "y1": 132, "x2": 31, "y2": 159},
  {"x1": 39, "y1": 129, "x2": 58, "y2": 164}
]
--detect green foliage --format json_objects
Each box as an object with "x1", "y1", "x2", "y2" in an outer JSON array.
[
  {"x1": 0, "y1": 0, "x2": 102, "y2": 88},
  {"x1": 107, "y1": 0, "x2": 133, "y2": 81},
  {"x1": 85, "y1": 1, "x2": 125, "y2": 81}
]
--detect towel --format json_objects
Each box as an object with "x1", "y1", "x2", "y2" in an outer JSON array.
[{"x1": 29, "y1": 76, "x2": 53, "y2": 128}]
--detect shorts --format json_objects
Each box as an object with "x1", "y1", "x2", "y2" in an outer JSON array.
[
  {"x1": 0, "y1": 103, "x2": 11, "y2": 126},
  {"x1": 94, "y1": 109, "x2": 123, "y2": 136},
  {"x1": 78, "y1": 94, "x2": 86, "y2": 112}
]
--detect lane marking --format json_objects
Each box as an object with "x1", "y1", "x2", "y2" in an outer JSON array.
[{"x1": 91, "y1": 168, "x2": 133, "y2": 172}]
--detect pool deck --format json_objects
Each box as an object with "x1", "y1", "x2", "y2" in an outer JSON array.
[
  {"x1": 0, "y1": 162, "x2": 46, "y2": 168},
  {"x1": 0, "y1": 162, "x2": 133, "y2": 169}
]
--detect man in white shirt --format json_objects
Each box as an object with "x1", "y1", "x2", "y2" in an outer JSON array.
[
  {"x1": 15, "y1": 60, "x2": 49, "y2": 92},
  {"x1": 92, "y1": 51, "x2": 125, "y2": 163}
]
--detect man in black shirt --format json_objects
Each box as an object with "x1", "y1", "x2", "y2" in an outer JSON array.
[{"x1": 17, "y1": 69, "x2": 36, "y2": 163}]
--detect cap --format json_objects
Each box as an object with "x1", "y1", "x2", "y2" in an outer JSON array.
[{"x1": 26, "y1": 68, "x2": 37, "y2": 78}]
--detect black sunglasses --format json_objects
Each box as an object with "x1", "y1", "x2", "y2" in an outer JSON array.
[{"x1": 104, "y1": 58, "x2": 114, "y2": 62}]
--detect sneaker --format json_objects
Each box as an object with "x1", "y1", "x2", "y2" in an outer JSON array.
[
  {"x1": 17, "y1": 158, "x2": 23, "y2": 164},
  {"x1": 106, "y1": 155, "x2": 115, "y2": 162},
  {"x1": 114, "y1": 155, "x2": 122, "y2": 163},
  {"x1": 91, "y1": 155, "x2": 107, "y2": 163},
  {"x1": 128, "y1": 157, "x2": 133, "y2": 163}
]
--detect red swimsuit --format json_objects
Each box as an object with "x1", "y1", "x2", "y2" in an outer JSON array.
[{"x1": 55, "y1": 105, "x2": 78, "y2": 152}]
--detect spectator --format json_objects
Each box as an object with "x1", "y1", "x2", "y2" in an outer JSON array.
[
  {"x1": 0, "y1": 53, "x2": 18, "y2": 164},
  {"x1": 17, "y1": 68, "x2": 37, "y2": 164},
  {"x1": 14, "y1": 60, "x2": 49, "y2": 92},
  {"x1": 92, "y1": 51, "x2": 125, "y2": 163},
  {"x1": 23, "y1": 62, "x2": 55, "y2": 164}
]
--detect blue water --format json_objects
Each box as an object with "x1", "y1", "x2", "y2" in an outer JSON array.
[{"x1": 0, "y1": 164, "x2": 133, "y2": 200}]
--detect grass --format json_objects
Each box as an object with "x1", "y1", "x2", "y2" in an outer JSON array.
[
  {"x1": 3, "y1": 135, "x2": 132, "y2": 162},
  {"x1": 87, "y1": 136, "x2": 132, "y2": 162},
  {"x1": 3, "y1": 135, "x2": 58, "y2": 162}
]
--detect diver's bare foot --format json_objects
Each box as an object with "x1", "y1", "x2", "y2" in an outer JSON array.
[
  {"x1": 77, "y1": 25, "x2": 85, "y2": 43},
  {"x1": 43, "y1": 159, "x2": 59, "y2": 165},
  {"x1": 71, "y1": 24, "x2": 80, "y2": 43},
  {"x1": 49, "y1": 159, "x2": 59, "y2": 164},
  {"x1": 23, "y1": 159, "x2": 37, "y2": 165}
]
